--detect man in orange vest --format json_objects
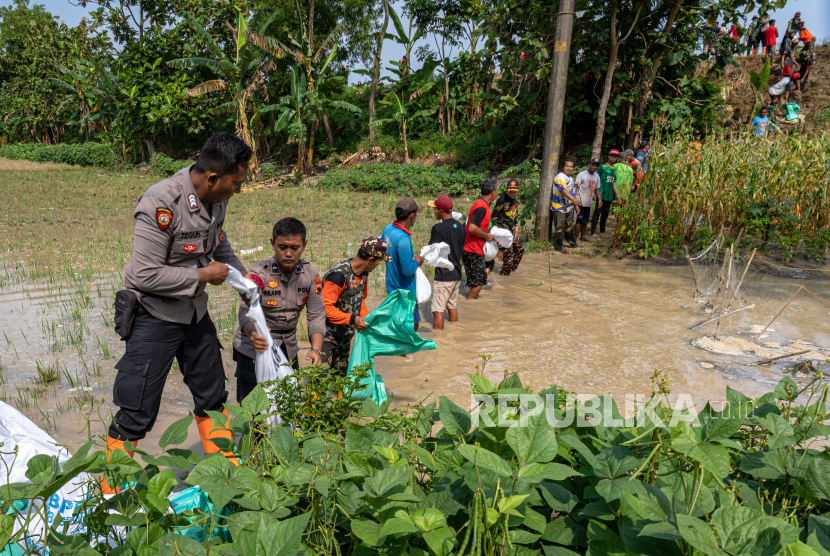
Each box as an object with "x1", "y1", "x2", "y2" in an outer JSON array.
[{"x1": 797, "y1": 22, "x2": 816, "y2": 64}]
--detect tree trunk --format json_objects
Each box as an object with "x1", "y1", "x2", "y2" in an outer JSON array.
[
  {"x1": 534, "y1": 0, "x2": 576, "y2": 241},
  {"x1": 627, "y1": 0, "x2": 682, "y2": 147},
  {"x1": 368, "y1": 0, "x2": 390, "y2": 144},
  {"x1": 591, "y1": 1, "x2": 643, "y2": 159},
  {"x1": 305, "y1": 120, "x2": 319, "y2": 174},
  {"x1": 308, "y1": 0, "x2": 314, "y2": 50},
  {"x1": 322, "y1": 109, "x2": 334, "y2": 146},
  {"x1": 402, "y1": 120, "x2": 410, "y2": 164},
  {"x1": 144, "y1": 137, "x2": 157, "y2": 159},
  {"x1": 443, "y1": 55, "x2": 452, "y2": 139}
]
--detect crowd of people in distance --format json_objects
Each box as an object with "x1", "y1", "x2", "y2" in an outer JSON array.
[{"x1": 700, "y1": 9, "x2": 816, "y2": 136}]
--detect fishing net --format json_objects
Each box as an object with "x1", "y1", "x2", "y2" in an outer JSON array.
[{"x1": 687, "y1": 234, "x2": 751, "y2": 312}]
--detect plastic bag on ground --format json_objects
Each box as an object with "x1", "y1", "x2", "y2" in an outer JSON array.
[
  {"x1": 0, "y1": 401, "x2": 93, "y2": 553},
  {"x1": 347, "y1": 289, "x2": 437, "y2": 404},
  {"x1": 483, "y1": 240, "x2": 499, "y2": 261},
  {"x1": 415, "y1": 267, "x2": 432, "y2": 303},
  {"x1": 490, "y1": 226, "x2": 514, "y2": 248},
  {"x1": 225, "y1": 266, "x2": 293, "y2": 424},
  {"x1": 419, "y1": 242, "x2": 454, "y2": 271}
]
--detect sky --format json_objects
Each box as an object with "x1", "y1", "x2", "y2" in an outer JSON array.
[{"x1": 3, "y1": 0, "x2": 827, "y2": 84}]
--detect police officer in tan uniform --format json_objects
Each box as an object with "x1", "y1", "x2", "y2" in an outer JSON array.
[
  {"x1": 105, "y1": 133, "x2": 251, "y2": 488},
  {"x1": 232, "y1": 217, "x2": 325, "y2": 401}
]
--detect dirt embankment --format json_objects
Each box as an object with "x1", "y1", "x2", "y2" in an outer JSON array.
[{"x1": 720, "y1": 44, "x2": 830, "y2": 130}]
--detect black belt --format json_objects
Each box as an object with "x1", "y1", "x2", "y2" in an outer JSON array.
[{"x1": 273, "y1": 327, "x2": 296, "y2": 334}]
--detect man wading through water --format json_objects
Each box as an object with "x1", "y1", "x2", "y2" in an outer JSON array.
[
  {"x1": 491, "y1": 179, "x2": 525, "y2": 276},
  {"x1": 551, "y1": 159, "x2": 581, "y2": 253},
  {"x1": 232, "y1": 217, "x2": 325, "y2": 402},
  {"x1": 106, "y1": 133, "x2": 252, "y2": 492},
  {"x1": 463, "y1": 179, "x2": 498, "y2": 300}
]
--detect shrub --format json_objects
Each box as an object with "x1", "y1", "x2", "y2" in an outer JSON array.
[
  {"x1": 8, "y1": 366, "x2": 830, "y2": 556},
  {"x1": 0, "y1": 142, "x2": 118, "y2": 167},
  {"x1": 317, "y1": 163, "x2": 487, "y2": 196},
  {"x1": 148, "y1": 153, "x2": 193, "y2": 176}
]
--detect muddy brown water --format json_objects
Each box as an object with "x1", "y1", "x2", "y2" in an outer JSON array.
[{"x1": 1, "y1": 254, "x2": 828, "y2": 454}]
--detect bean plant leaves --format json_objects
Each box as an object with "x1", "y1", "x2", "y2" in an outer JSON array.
[
  {"x1": 269, "y1": 427, "x2": 300, "y2": 466},
  {"x1": 506, "y1": 411, "x2": 557, "y2": 466},
  {"x1": 158, "y1": 413, "x2": 194, "y2": 451},
  {"x1": 438, "y1": 395, "x2": 471, "y2": 436},
  {"x1": 676, "y1": 514, "x2": 726, "y2": 556},
  {"x1": 808, "y1": 515, "x2": 830, "y2": 555},
  {"x1": 670, "y1": 422, "x2": 731, "y2": 478},
  {"x1": 457, "y1": 443, "x2": 512, "y2": 476},
  {"x1": 422, "y1": 526, "x2": 456, "y2": 556},
  {"x1": 363, "y1": 465, "x2": 413, "y2": 497},
  {"x1": 351, "y1": 518, "x2": 386, "y2": 546},
  {"x1": 805, "y1": 457, "x2": 830, "y2": 499}
]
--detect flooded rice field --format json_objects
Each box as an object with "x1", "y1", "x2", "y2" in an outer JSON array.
[{"x1": 1, "y1": 165, "x2": 828, "y2": 452}]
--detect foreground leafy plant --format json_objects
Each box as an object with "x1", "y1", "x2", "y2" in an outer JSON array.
[{"x1": 2, "y1": 364, "x2": 830, "y2": 556}]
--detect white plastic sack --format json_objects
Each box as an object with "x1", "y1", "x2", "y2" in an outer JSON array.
[
  {"x1": 0, "y1": 401, "x2": 94, "y2": 552},
  {"x1": 490, "y1": 226, "x2": 514, "y2": 248},
  {"x1": 415, "y1": 267, "x2": 432, "y2": 303},
  {"x1": 483, "y1": 240, "x2": 499, "y2": 261},
  {"x1": 419, "y1": 242, "x2": 454, "y2": 271},
  {"x1": 226, "y1": 267, "x2": 294, "y2": 425},
  {"x1": 452, "y1": 211, "x2": 463, "y2": 222}
]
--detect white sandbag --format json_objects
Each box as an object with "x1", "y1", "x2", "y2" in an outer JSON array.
[
  {"x1": 419, "y1": 242, "x2": 454, "y2": 271},
  {"x1": 225, "y1": 267, "x2": 294, "y2": 425},
  {"x1": 490, "y1": 226, "x2": 514, "y2": 248},
  {"x1": 415, "y1": 267, "x2": 432, "y2": 303},
  {"x1": 483, "y1": 240, "x2": 499, "y2": 261},
  {"x1": 452, "y1": 211, "x2": 463, "y2": 222},
  {"x1": 0, "y1": 401, "x2": 94, "y2": 552}
]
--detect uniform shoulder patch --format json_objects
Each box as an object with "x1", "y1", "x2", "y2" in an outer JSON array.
[
  {"x1": 187, "y1": 193, "x2": 198, "y2": 210},
  {"x1": 156, "y1": 208, "x2": 172, "y2": 230},
  {"x1": 314, "y1": 273, "x2": 322, "y2": 295},
  {"x1": 250, "y1": 274, "x2": 264, "y2": 289}
]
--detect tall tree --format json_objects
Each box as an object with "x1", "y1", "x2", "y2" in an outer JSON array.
[
  {"x1": 367, "y1": 0, "x2": 389, "y2": 144},
  {"x1": 591, "y1": 0, "x2": 644, "y2": 159}
]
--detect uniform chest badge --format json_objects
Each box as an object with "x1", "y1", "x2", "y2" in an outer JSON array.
[
  {"x1": 250, "y1": 274, "x2": 264, "y2": 288},
  {"x1": 267, "y1": 279, "x2": 278, "y2": 289},
  {"x1": 156, "y1": 208, "x2": 172, "y2": 230},
  {"x1": 188, "y1": 193, "x2": 198, "y2": 210},
  {"x1": 183, "y1": 243, "x2": 197, "y2": 253},
  {"x1": 219, "y1": 230, "x2": 224, "y2": 243},
  {"x1": 314, "y1": 274, "x2": 322, "y2": 294},
  {"x1": 266, "y1": 299, "x2": 278, "y2": 306},
  {"x1": 301, "y1": 295, "x2": 308, "y2": 305}
]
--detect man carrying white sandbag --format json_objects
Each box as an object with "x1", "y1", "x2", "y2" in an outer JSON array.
[
  {"x1": 463, "y1": 179, "x2": 499, "y2": 300},
  {"x1": 381, "y1": 198, "x2": 425, "y2": 331},
  {"x1": 427, "y1": 195, "x2": 465, "y2": 329},
  {"x1": 232, "y1": 217, "x2": 325, "y2": 402}
]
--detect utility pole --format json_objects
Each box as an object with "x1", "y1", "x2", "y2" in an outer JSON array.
[{"x1": 534, "y1": 0, "x2": 576, "y2": 241}]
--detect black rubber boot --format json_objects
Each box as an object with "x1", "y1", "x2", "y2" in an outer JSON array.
[
  {"x1": 555, "y1": 232, "x2": 569, "y2": 253},
  {"x1": 566, "y1": 230, "x2": 582, "y2": 248}
]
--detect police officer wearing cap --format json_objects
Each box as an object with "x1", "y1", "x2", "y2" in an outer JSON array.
[
  {"x1": 106, "y1": 133, "x2": 252, "y2": 488},
  {"x1": 232, "y1": 217, "x2": 326, "y2": 402}
]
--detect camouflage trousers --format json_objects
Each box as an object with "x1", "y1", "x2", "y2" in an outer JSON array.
[
  {"x1": 499, "y1": 241, "x2": 525, "y2": 276},
  {"x1": 321, "y1": 329, "x2": 354, "y2": 377}
]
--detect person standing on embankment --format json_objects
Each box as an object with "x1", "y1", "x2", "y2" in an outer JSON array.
[{"x1": 104, "y1": 132, "x2": 252, "y2": 492}]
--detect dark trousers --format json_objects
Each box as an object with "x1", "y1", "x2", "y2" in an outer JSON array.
[
  {"x1": 591, "y1": 201, "x2": 612, "y2": 234},
  {"x1": 233, "y1": 347, "x2": 298, "y2": 403},
  {"x1": 108, "y1": 305, "x2": 227, "y2": 441}
]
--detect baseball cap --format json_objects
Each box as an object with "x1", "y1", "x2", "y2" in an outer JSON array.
[
  {"x1": 395, "y1": 197, "x2": 423, "y2": 213},
  {"x1": 609, "y1": 149, "x2": 621, "y2": 156},
  {"x1": 506, "y1": 179, "x2": 520, "y2": 192},
  {"x1": 693, "y1": 129, "x2": 702, "y2": 136},
  {"x1": 589, "y1": 158, "x2": 601, "y2": 165},
  {"x1": 752, "y1": 15, "x2": 758, "y2": 19},
  {"x1": 623, "y1": 149, "x2": 635, "y2": 157},
  {"x1": 795, "y1": 11, "x2": 801, "y2": 16},
  {"x1": 427, "y1": 195, "x2": 453, "y2": 211},
  {"x1": 358, "y1": 236, "x2": 391, "y2": 262},
  {"x1": 640, "y1": 139, "x2": 650, "y2": 148}
]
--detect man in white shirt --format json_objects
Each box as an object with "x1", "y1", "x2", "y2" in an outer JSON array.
[
  {"x1": 769, "y1": 75, "x2": 793, "y2": 115},
  {"x1": 574, "y1": 158, "x2": 600, "y2": 243}
]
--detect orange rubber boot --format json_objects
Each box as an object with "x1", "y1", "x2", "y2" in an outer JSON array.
[
  {"x1": 195, "y1": 409, "x2": 240, "y2": 465},
  {"x1": 102, "y1": 436, "x2": 136, "y2": 495}
]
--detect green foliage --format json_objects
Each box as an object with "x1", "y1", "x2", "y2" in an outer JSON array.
[
  {"x1": 318, "y1": 163, "x2": 486, "y2": 196},
  {"x1": 0, "y1": 142, "x2": 118, "y2": 167},
  {"x1": 7, "y1": 368, "x2": 830, "y2": 556},
  {"x1": 148, "y1": 153, "x2": 193, "y2": 177}
]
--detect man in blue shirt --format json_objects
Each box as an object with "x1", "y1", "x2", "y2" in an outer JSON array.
[
  {"x1": 381, "y1": 197, "x2": 425, "y2": 330},
  {"x1": 635, "y1": 140, "x2": 650, "y2": 173}
]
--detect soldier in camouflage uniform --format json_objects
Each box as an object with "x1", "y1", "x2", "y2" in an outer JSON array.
[
  {"x1": 320, "y1": 237, "x2": 390, "y2": 375},
  {"x1": 492, "y1": 179, "x2": 525, "y2": 275}
]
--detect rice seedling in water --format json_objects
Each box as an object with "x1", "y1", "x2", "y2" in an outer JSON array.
[{"x1": 35, "y1": 358, "x2": 61, "y2": 383}]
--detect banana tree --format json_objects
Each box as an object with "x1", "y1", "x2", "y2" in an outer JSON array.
[
  {"x1": 385, "y1": 6, "x2": 424, "y2": 79},
  {"x1": 168, "y1": 9, "x2": 280, "y2": 175},
  {"x1": 371, "y1": 81, "x2": 437, "y2": 164},
  {"x1": 246, "y1": 0, "x2": 352, "y2": 174}
]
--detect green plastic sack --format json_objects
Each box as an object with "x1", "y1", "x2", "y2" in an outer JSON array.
[
  {"x1": 785, "y1": 102, "x2": 801, "y2": 121},
  {"x1": 347, "y1": 289, "x2": 437, "y2": 404},
  {"x1": 168, "y1": 486, "x2": 231, "y2": 542}
]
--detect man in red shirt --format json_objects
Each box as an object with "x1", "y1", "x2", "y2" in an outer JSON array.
[
  {"x1": 764, "y1": 20, "x2": 778, "y2": 62},
  {"x1": 463, "y1": 179, "x2": 498, "y2": 300}
]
